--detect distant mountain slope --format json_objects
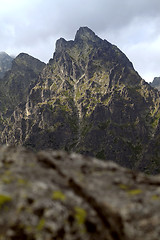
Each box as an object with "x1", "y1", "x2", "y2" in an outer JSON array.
[
  {"x1": 1, "y1": 27, "x2": 160, "y2": 174},
  {"x1": 0, "y1": 53, "x2": 45, "y2": 131},
  {"x1": 0, "y1": 52, "x2": 13, "y2": 78},
  {"x1": 150, "y1": 77, "x2": 160, "y2": 91}
]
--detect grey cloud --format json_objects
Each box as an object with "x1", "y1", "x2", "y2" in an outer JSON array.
[{"x1": 1, "y1": 0, "x2": 160, "y2": 81}]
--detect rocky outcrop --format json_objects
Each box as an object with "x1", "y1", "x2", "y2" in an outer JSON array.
[
  {"x1": 0, "y1": 146, "x2": 160, "y2": 239},
  {"x1": 0, "y1": 52, "x2": 13, "y2": 78}
]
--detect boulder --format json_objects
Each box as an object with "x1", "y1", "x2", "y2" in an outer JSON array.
[{"x1": 0, "y1": 146, "x2": 160, "y2": 239}]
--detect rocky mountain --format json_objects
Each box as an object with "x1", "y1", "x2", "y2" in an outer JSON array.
[
  {"x1": 150, "y1": 77, "x2": 160, "y2": 91},
  {"x1": 0, "y1": 53, "x2": 45, "y2": 131},
  {"x1": 1, "y1": 146, "x2": 160, "y2": 240},
  {"x1": 1, "y1": 27, "x2": 160, "y2": 173},
  {"x1": 0, "y1": 52, "x2": 13, "y2": 78}
]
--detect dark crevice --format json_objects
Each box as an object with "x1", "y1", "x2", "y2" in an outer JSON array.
[
  {"x1": 36, "y1": 153, "x2": 66, "y2": 177},
  {"x1": 68, "y1": 178, "x2": 126, "y2": 240}
]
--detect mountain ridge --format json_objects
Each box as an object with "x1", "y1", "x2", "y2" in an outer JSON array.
[{"x1": 1, "y1": 27, "x2": 160, "y2": 173}]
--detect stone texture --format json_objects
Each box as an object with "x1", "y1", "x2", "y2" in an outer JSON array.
[{"x1": 0, "y1": 146, "x2": 160, "y2": 239}]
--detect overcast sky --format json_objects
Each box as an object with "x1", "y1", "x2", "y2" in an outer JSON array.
[{"x1": 1, "y1": 0, "x2": 160, "y2": 82}]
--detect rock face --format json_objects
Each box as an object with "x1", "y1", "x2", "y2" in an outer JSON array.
[
  {"x1": 150, "y1": 77, "x2": 160, "y2": 91},
  {"x1": 0, "y1": 52, "x2": 13, "y2": 78},
  {"x1": 0, "y1": 146, "x2": 160, "y2": 239}
]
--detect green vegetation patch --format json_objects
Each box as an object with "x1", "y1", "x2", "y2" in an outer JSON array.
[
  {"x1": 151, "y1": 195, "x2": 160, "y2": 200},
  {"x1": 36, "y1": 218, "x2": 45, "y2": 231},
  {"x1": 119, "y1": 184, "x2": 129, "y2": 190},
  {"x1": 52, "y1": 190, "x2": 66, "y2": 201},
  {"x1": 127, "y1": 189, "x2": 142, "y2": 195},
  {"x1": 74, "y1": 207, "x2": 87, "y2": 225},
  {"x1": 151, "y1": 112, "x2": 160, "y2": 128},
  {"x1": 119, "y1": 184, "x2": 142, "y2": 196},
  {"x1": 17, "y1": 178, "x2": 28, "y2": 185},
  {"x1": 1, "y1": 171, "x2": 14, "y2": 184},
  {"x1": 0, "y1": 194, "x2": 12, "y2": 208}
]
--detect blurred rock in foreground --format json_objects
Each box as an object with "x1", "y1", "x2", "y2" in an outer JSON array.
[{"x1": 0, "y1": 146, "x2": 160, "y2": 239}]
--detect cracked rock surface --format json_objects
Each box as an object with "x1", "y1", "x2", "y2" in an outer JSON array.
[{"x1": 0, "y1": 146, "x2": 160, "y2": 239}]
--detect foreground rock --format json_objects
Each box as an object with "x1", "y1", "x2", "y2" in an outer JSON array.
[{"x1": 1, "y1": 146, "x2": 160, "y2": 239}]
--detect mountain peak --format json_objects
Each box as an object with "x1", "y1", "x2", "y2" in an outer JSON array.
[
  {"x1": 75, "y1": 27, "x2": 101, "y2": 42},
  {"x1": 150, "y1": 77, "x2": 160, "y2": 91},
  {"x1": 55, "y1": 38, "x2": 68, "y2": 52},
  {"x1": 0, "y1": 52, "x2": 13, "y2": 78},
  {"x1": 0, "y1": 52, "x2": 13, "y2": 60},
  {"x1": 16, "y1": 52, "x2": 37, "y2": 60},
  {"x1": 14, "y1": 52, "x2": 45, "y2": 66},
  {"x1": 0, "y1": 51, "x2": 9, "y2": 56},
  {"x1": 55, "y1": 27, "x2": 102, "y2": 54}
]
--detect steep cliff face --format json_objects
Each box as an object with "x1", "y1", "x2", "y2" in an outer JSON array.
[{"x1": 1, "y1": 27, "x2": 160, "y2": 173}]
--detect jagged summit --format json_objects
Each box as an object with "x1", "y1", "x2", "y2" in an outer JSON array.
[
  {"x1": 74, "y1": 26, "x2": 101, "y2": 42},
  {"x1": 55, "y1": 27, "x2": 102, "y2": 53},
  {"x1": 55, "y1": 38, "x2": 68, "y2": 52},
  {"x1": 54, "y1": 26, "x2": 133, "y2": 75}
]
